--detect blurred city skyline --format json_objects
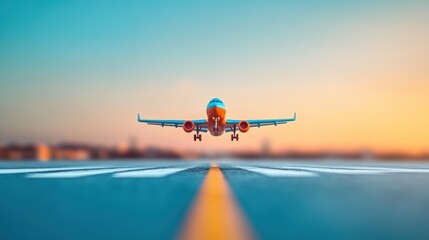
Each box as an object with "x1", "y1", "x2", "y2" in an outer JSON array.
[{"x1": 1, "y1": 1, "x2": 429, "y2": 156}]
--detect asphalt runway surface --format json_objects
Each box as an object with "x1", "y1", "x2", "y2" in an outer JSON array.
[{"x1": 1, "y1": 160, "x2": 429, "y2": 240}]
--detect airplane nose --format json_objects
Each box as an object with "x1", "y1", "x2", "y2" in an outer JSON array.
[
  {"x1": 213, "y1": 106, "x2": 224, "y2": 116},
  {"x1": 206, "y1": 99, "x2": 225, "y2": 112}
]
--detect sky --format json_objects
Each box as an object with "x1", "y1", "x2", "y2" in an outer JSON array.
[{"x1": 1, "y1": 0, "x2": 428, "y2": 154}]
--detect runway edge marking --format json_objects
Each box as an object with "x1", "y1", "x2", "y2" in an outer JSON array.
[
  {"x1": 279, "y1": 165, "x2": 429, "y2": 174},
  {"x1": 113, "y1": 167, "x2": 190, "y2": 178},
  {"x1": 178, "y1": 163, "x2": 255, "y2": 240},
  {"x1": 26, "y1": 167, "x2": 146, "y2": 178},
  {"x1": 0, "y1": 166, "x2": 111, "y2": 175},
  {"x1": 278, "y1": 166, "x2": 387, "y2": 175},
  {"x1": 237, "y1": 166, "x2": 317, "y2": 177}
]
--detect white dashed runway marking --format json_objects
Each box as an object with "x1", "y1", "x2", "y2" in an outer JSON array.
[
  {"x1": 1, "y1": 164, "x2": 429, "y2": 179},
  {"x1": 236, "y1": 165, "x2": 429, "y2": 177},
  {"x1": 282, "y1": 165, "x2": 429, "y2": 174},
  {"x1": 113, "y1": 167, "x2": 191, "y2": 178},
  {"x1": 26, "y1": 167, "x2": 146, "y2": 178},
  {"x1": 0, "y1": 166, "x2": 109, "y2": 175},
  {"x1": 279, "y1": 167, "x2": 387, "y2": 175},
  {"x1": 236, "y1": 166, "x2": 317, "y2": 177}
]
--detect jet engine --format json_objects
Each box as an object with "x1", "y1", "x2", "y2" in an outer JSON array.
[
  {"x1": 238, "y1": 120, "x2": 250, "y2": 133},
  {"x1": 183, "y1": 120, "x2": 195, "y2": 133}
]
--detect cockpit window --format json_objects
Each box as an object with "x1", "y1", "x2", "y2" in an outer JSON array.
[{"x1": 210, "y1": 99, "x2": 223, "y2": 104}]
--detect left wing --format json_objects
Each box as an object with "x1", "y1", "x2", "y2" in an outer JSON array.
[
  {"x1": 225, "y1": 113, "x2": 296, "y2": 132},
  {"x1": 137, "y1": 114, "x2": 208, "y2": 132}
]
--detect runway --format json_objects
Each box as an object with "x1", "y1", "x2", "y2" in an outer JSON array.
[{"x1": 1, "y1": 160, "x2": 429, "y2": 240}]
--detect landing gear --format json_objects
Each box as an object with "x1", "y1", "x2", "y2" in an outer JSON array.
[
  {"x1": 231, "y1": 124, "x2": 239, "y2": 141},
  {"x1": 194, "y1": 134, "x2": 202, "y2": 141},
  {"x1": 213, "y1": 117, "x2": 219, "y2": 132},
  {"x1": 194, "y1": 125, "x2": 202, "y2": 141}
]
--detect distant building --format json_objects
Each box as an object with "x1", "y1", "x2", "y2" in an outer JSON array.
[
  {"x1": 0, "y1": 144, "x2": 4, "y2": 159},
  {"x1": 144, "y1": 147, "x2": 182, "y2": 159},
  {"x1": 51, "y1": 143, "x2": 93, "y2": 160},
  {"x1": 0, "y1": 144, "x2": 51, "y2": 161},
  {"x1": 36, "y1": 144, "x2": 51, "y2": 161},
  {"x1": 261, "y1": 139, "x2": 271, "y2": 157}
]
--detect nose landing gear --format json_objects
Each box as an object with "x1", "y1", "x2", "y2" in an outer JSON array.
[{"x1": 213, "y1": 117, "x2": 220, "y2": 132}]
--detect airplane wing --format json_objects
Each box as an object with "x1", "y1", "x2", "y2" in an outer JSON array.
[
  {"x1": 137, "y1": 114, "x2": 208, "y2": 132},
  {"x1": 225, "y1": 113, "x2": 296, "y2": 132}
]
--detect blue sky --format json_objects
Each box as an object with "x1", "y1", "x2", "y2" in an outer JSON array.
[{"x1": 1, "y1": 0, "x2": 428, "y2": 153}]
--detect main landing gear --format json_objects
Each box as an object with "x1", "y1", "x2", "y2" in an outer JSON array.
[
  {"x1": 194, "y1": 134, "x2": 202, "y2": 141},
  {"x1": 231, "y1": 124, "x2": 239, "y2": 141},
  {"x1": 194, "y1": 126, "x2": 202, "y2": 141}
]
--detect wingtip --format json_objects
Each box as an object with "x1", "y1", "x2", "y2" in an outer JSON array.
[
  {"x1": 294, "y1": 112, "x2": 297, "y2": 120},
  {"x1": 137, "y1": 113, "x2": 141, "y2": 122}
]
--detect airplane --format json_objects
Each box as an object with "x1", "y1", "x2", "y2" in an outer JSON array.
[{"x1": 137, "y1": 98, "x2": 296, "y2": 141}]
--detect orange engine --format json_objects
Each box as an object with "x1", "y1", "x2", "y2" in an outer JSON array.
[
  {"x1": 238, "y1": 120, "x2": 250, "y2": 133},
  {"x1": 183, "y1": 120, "x2": 195, "y2": 133}
]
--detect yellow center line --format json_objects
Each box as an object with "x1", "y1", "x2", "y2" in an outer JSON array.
[{"x1": 178, "y1": 163, "x2": 254, "y2": 240}]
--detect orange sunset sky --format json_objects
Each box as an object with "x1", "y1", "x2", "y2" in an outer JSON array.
[{"x1": 0, "y1": 1, "x2": 428, "y2": 154}]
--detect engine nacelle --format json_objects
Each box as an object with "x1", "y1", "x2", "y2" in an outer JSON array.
[
  {"x1": 238, "y1": 120, "x2": 250, "y2": 133},
  {"x1": 183, "y1": 120, "x2": 195, "y2": 133}
]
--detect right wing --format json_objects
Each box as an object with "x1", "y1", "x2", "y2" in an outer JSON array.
[
  {"x1": 137, "y1": 114, "x2": 208, "y2": 132},
  {"x1": 225, "y1": 113, "x2": 296, "y2": 132}
]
